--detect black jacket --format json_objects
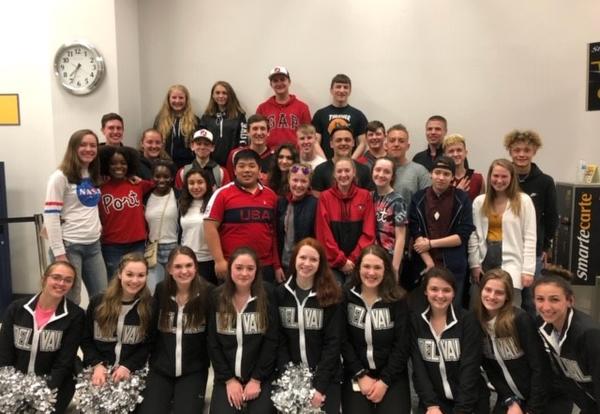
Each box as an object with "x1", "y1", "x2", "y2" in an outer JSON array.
[
  {"x1": 537, "y1": 308, "x2": 600, "y2": 413},
  {"x1": 81, "y1": 293, "x2": 151, "y2": 372},
  {"x1": 0, "y1": 295, "x2": 84, "y2": 389},
  {"x1": 408, "y1": 187, "x2": 474, "y2": 278},
  {"x1": 155, "y1": 115, "x2": 200, "y2": 169},
  {"x1": 276, "y1": 193, "x2": 317, "y2": 264},
  {"x1": 148, "y1": 280, "x2": 212, "y2": 377},
  {"x1": 481, "y1": 308, "x2": 549, "y2": 413},
  {"x1": 410, "y1": 305, "x2": 485, "y2": 412},
  {"x1": 207, "y1": 285, "x2": 278, "y2": 383},
  {"x1": 275, "y1": 277, "x2": 342, "y2": 394},
  {"x1": 518, "y1": 163, "x2": 558, "y2": 255},
  {"x1": 341, "y1": 286, "x2": 410, "y2": 385},
  {"x1": 199, "y1": 112, "x2": 247, "y2": 166}
]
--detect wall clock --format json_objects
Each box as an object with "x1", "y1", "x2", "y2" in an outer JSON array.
[{"x1": 54, "y1": 40, "x2": 105, "y2": 95}]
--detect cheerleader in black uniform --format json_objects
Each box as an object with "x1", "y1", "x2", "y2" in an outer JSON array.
[
  {"x1": 0, "y1": 261, "x2": 84, "y2": 414},
  {"x1": 138, "y1": 246, "x2": 213, "y2": 414},
  {"x1": 275, "y1": 237, "x2": 343, "y2": 413},
  {"x1": 474, "y1": 268, "x2": 549, "y2": 413},
  {"x1": 341, "y1": 244, "x2": 411, "y2": 413},
  {"x1": 207, "y1": 247, "x2": 278, "y2": 413},
  {"x1": 411, "y1": 266, "x2": 489, "y2": 414},
  {"x1": 81, "y1": 253, "x2": 153, "y2": 388},
  {"x1": 533, "y1": 265, "x2": 600, "y2": 414}
]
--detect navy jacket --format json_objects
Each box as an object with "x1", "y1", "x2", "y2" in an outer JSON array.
[{"x1": 276, "y1": 193, "x2": 317, "y2": 262}]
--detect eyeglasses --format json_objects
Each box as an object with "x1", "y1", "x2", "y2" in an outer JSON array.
[
  {"x1": 47, "y1": 274, "x2": 75, "y2": 285},
  {"x1": 290, "y1": 165, "x2": 311, "y2": 175}
]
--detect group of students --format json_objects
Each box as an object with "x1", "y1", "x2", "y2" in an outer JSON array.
[
  {"x1": 1, "y1": 241, "x2": 598, "y2": 414},
  {"x1": 2, "y1": 67, "x2": 597, "y2": 412}
]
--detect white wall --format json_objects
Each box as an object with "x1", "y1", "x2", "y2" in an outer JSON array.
[
  {"x1": 138, "y1": 0, "x2": 600, "y2": 182},
  {"x1": 0, "y1": 0, "x2": 140, "y2": 293}
]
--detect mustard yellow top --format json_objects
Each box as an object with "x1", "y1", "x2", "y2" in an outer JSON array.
[{"x1": 487, "y1": 212, "x2": 503, "y2": 241}]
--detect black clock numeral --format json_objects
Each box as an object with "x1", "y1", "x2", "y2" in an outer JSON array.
[
  {"x1": 75, "y1": 48, "x2": 81, "y2": 54},
  {"x1": 60, "y1": 64, "x2": 65, "y2": 70},
  {"x1": 63, "y1": 72, "x2": 67, "y2": 78},
  {"x1": 84, "y1": 51, "x2": 88, "y2": 57},
  {"x1": 67, "y1": 51, "x2": 73, "y2": 57},
  {"x1": 90, "y1": 72, "x2": 95, "y2": 78},
  {"x1": 62, "y1": 57, "x2": 69, "y2": 63},
  {"x1": 85, "y1": 78, "x2": 89, "y2": 84},
  {"x1": 90, "y1": 57, "x2": 94, "y2": 63},
  {"x1": 77, "y1": 81, "x2": 81, "y2": 87}
]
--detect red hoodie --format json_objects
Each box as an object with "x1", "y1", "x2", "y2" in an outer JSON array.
[
  {"x1": 256, "y1": 94, "x2": 311, "y2": 149},
  {"x1": 316, "y1": 183, "x2": 376, "y2": 268}
]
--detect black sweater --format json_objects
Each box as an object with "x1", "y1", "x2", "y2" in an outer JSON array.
[
  {"x1": 481, "y1": 307, "x2": 549, "y2": 413},
  {"x1": 276, "y1": 193, "x2": 317, "y2": 265},
  {"x1": 199, "y1": 112, "x2": 247, "y2": 166},
  {"x1": 410, "y1": 305, "x2": 484, "y2": 412},
  {"x1": 537, "y1": 308, "x2": 600, "y2": 413},
  {"x1": 207, "y1": 285, "x2": 279, "y2": 383},
  {"x1": 148, "y1": 281, "x2": 212, "y2": 377},
  {"x1": 518, "y1": 163, "x2": 558, "y2": 255},
  {"x1": 0, "y1": 295, "x2": 84, "y2": 389},
  {"x1": 81, "y1": 294, "x2": 151, "y2": 372},
  {"x1": 341, "y1": 286, "x2": 410, "y2": 385},
  {"x1": 275, "y1": 277, "x2": 342, "y2": 394}
]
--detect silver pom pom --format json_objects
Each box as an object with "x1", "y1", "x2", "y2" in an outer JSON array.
[
  {"x1": 0, "y1": 366, "x2": 57, "y2": 413},
  {"x1": 271, "y1": 362, "x2": 324, "y2": 414},
  {"x1": 74, "y1": 365, "x2": 149, "y2": 413}
]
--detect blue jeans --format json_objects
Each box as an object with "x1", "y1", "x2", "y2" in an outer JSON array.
[
  {"x1": 51, "y1": 240, "x2": 108, "y2": 305},
  {"x1": 146, "y1": 242, "x2": 178, "y2": 293},
  {"x1": 101, "y1": 241, "x2": 145, "y2": 280}
]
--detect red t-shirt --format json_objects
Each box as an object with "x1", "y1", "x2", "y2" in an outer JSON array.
[
  {"x1": 99, "y1": 179, "x2": 154, "y2": 244},
  {"x1": 205, "y1": 181, "x2": 280, "y2": 268},
  {"x1": 256, "y1": 94, "x2": 311, "y2": 149}
]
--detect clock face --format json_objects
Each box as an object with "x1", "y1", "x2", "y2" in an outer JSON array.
[{"x1": 54, "y1": 41, "x2": 105, "y2": 95}]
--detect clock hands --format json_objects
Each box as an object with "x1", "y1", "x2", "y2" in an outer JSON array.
[{"x1": 68, "y1": 63, "x2": 82, "y2": 83}]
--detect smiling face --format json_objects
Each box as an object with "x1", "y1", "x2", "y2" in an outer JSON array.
[
  {"x1": 330, "y1": 82, "x2": 351, "y2": 106},
  {"x1": 230, "y1": 254, "x2": 257, "y2": 292},
  {"x1": 190, "y1": 138, "x2": 214, "y2": 160},
  {"x1": 490, "y1": 164, "x2": 512, "y2": 194},
  {"x1": 153, "y1": 165, "x2": 173, "y2": 194},
  {"x1": 277, "y1": 148, "x2": 294, "y2": 172},
  {"x1": 330, "y1": 130, "x2": 354, "y2": 158},
  {"x1": 119, "y1": 261, "x2": 147, "y2": 301},
  {"x1": 235, "y1": 158, "x2": 260, "y2": 188},
  {"x1": 187, "y1": 172, "x2": 207, "y2": 200},
  {"x1": 366, "y1": 128, "x2": 385, "y2": 152},
  {"x1": 168, "y1": 253, "x2": 197, "y2": 288},
  {"x1": 248, "y1": 121, "x2": 268, "y2": 148},
  {"x1": 372, "y1": 159, "x2": 394, "y2": 189},
  {"x1": 109, "y1": 152, "x2": 128, "y2": 179},
  {"x1": 509, "y1": 142, "x2": 537, "y2": 171},
  {"x1": 295, "y1": 245, "x2": 320, "y2": 283},
  {"x1": 169, "y1": 88, "x2": 187, "y2": 113},
  {"x1": 359, "y1": 253, "x2": 385, "y2": 291},
  {"x1": 270, "y1": 74, "x2": 290, "y2": 96},
  {"x1": 42, "y1": 264, "x2": 75, "y2": 301},
  {"x1": 425, "y1": 120, "x2": 447, "y2": 146},
  {"x1": 212, "y1": 84, "x2": 229, "y2": 110},
  {"x1": 534, "y1": 282, "x2": 572, "y2": 330},
  {"x1": 481, "y1": 278, "x2": 508, "y2": 317},
  {"x1": 444, "y1": 143, "x2": 467, "y2": 167},
  {"x1": 334, "y1": 159, "x2": 355, "y2": 190},
  {"x1": 77, "y1": 134, "x2": 98, "y2": 167},
  {"x1": 297, "y1": 131, "x2": 316, "y2": 156},
  {"x1": 102, "y1": 120, "x2": 124, "y2": 146},
  {"x1": 425, "y1": 277, "x2": 455, "y2": 313},
  {"x1": 289, "y1": 170, "x2": 310, "y2": 199},
  {"x1": 141, "y1": 130, "x2": 163, "y2": 159}
]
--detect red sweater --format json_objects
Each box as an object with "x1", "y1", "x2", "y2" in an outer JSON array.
[
  {"x1": 316, "y1": 184, "x2": 376, "y2": 268},
  {"x1": 256, "y1": 94, "x2": 311, "y2": 149},
  {"x1": 99, "y1": 179, "x2": 154, "y2": 244}
]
